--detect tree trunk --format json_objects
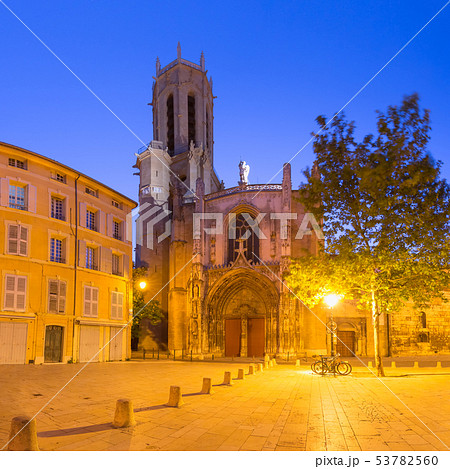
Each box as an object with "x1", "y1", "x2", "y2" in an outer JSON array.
[{"x1": 372, "y1": 291, "x2": 385, "y2": 377}]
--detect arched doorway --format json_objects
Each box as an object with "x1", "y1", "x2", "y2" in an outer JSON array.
[{"x1": 205, "y1": 268, "x2": 279, "y2": 357}]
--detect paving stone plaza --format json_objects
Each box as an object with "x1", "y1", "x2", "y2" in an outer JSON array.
[{"x1": 1, "y1": 360, "x2": 449, "y2": 451}]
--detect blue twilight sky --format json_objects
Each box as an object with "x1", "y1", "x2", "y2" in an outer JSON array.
[{"x1": 1, "y1": 0, "x2": 449, "y2": 202}]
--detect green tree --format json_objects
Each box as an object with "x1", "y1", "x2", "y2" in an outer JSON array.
[
  {"x1": 132, "y1": 267, "x2": 163, "y2": 343},
  {"x1": 286, "y1": 94, "x2": 450, "y2": 376}
]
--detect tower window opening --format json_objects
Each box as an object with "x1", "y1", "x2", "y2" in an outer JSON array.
[
  {"x1": 420, "y1": 311, "x2": 427, "y2": 329},
  {"x1": 188, "y1": 95, "x2": 196, "y2": 146},
  {"x1": 228, "y1": 213, "x2": 260, "y2": 264},
  {"x1": 206, "y1": 110, "x2": 210, "y2": 148},
  {"x1": 167, "y1": 94, "x2": 174, "y2": 155}
]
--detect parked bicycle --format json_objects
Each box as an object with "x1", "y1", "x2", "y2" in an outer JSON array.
[{"x1": 311, "y1": 353, "x2": 352, "y2": 375}]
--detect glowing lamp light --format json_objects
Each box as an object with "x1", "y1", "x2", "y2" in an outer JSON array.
[
  {"x1": 139, "y1": 281, "x2": 147, "y2": 290},
  {"x1": 324, "y1": 294, "x2": 340, "y2": 308}
]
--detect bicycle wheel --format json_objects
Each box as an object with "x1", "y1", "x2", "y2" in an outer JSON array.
[
  {"x1": 337, "y1": 362, "x2": 352, "y2": 375},
  {"x1": 312, "y1": 361, "x2": 327, "y2": 374}
]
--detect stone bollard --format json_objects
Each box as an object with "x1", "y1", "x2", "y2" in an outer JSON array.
[
  {"x1": 7, "y1": 416, "x2": 39, "y2": 451},
  {"x1": 436, "y1": 361, "x2": 442, "y2": 369},
  {"x1": 269, "y1": 359, "x2": 274, "y2": 367},
  {"x1": 258, "y1": 363, "x2": 264, "y2": 372},
  {"x1": 113, "y1": 399, "x2": 136, "y2": 428},
  {"x1": 368, "y1": 361, "x2": 373, "y2": 368},
  {"x1": 248, "y1": 365, "x2": 255, "y2": 375},
  {"x1": 200, "y1": 378, "x2": 214, "y2": 394},
  {"x1": 295, "y1": 359, "x2": 300, "y2": 367},
  {"x1": 414, "y1": 361, "x2": 419, "y2": 369},
  {"x1": 272, "y1": 358, "x2": 277, "y2": 366},
  {"x1": 222, "y1": 371, "x2": 233, "y2": 386},
  {"x1": 165, "y1": 386, "x2": 184, "y2": 407},
  {"x1": 264, "y1": 354, "x2": 270, "y2": 363},
  {"x1": 237, "y1": 368, "x2": 245, "y2": 380},
  {"x1": 264, "y1": 361, "x2": 269, "y2": 370},
  {"x1": 391, "y1": 361, "x2": 396, "y2": 368}
]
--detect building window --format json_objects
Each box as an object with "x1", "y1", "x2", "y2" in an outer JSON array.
[
  {"x1": 188, "y1": 95, "x2": 196, "y2": 145},
  {"x1": 8, "y1": 158, "x2": 27, "y2": 170},
  {"x1": 113, "y1": 220, "x2": 121, "y2": 240},
  {"x1": 420, "y1": 312, "x2": 427, "y2": 329},
  {"x1": 83, "y1": 286, "x2": 98, "y2": 317},
  {"x1": 9, "y1": 184, "x2": 26, "y2": 210},
  {"x1": 167, "y1": 94, "x2": 174, "y2": 155},
  {"x1": 155, "y1": 170, "x2": 159, "y2": 177},
  {"x1": 51, "y1": 197, "x2": 65, "y2": 221},
  {"x1": 7, "y1": 224, "x2": 28, "y2": 256},
  {"x1": 111, "y1": 291, "x2": 124, "y2": 320},
  {"x1": 86, "y1": 210, "x2": 97, "y2": 231},
  {"x1": 85, "y1": 186, "x2": 98, "y2": 197},
  {"x1": 48, "y1": 279, "x2": 66, "y2": 314},
  {"x1": 228, "y1": 213, "x2": 260, "y2": 264},
  {"x1": 55, "y1": 173, "x2": 66, "y2": 183},
  {"x1": 3, "y1": 274, "x2": 27, "y2": 311},
  {"x1": 112, "y1": 199, "x2": 121, "y2": 209},
  {"x1": 86, "y1": 246, "x2": 98, "y2": 270},
  {"x1": 50, "y1": 238, "x2": 64, "y2": 263},
  {"x1": 112, "y1": 254, "x2": 122, "y2": 276}
]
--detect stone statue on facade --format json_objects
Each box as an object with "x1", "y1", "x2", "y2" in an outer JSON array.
[{"x1": 239, "y1": 160, "x2": 250, "y2": 186}]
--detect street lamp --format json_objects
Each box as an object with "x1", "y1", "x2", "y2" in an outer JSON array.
[
  {"x1": 324, "y1": 294, "x2": 339, "y2": 356},
  {"x1": 139, "y1": 280, "x2": 147, "y2": 290}
]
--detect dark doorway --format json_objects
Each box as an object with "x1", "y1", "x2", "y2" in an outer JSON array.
[
  {"x1": 336, "y1": 330, "x2": 355, "y2": 357},
  {"x1": 248, "y1": 318, "x2": 265, "y2": 357},
  {"x1": 44, "y1": 325, "x2": 63, "y2": 363},
  {"x1": 225, "y1": 319, "x2": 241, "y2": 357}
]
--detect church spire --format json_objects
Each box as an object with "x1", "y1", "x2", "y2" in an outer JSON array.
[{"x1": 200, "y1": 51, "x2": 205, "y2": 71}]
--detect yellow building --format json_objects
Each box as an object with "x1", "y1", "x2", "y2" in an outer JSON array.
[{"x1": 0, "y1": 142, "x2": 137, "y2": 364}]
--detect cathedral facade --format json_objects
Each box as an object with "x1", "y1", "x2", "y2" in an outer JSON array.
[
  {"x1": 134, "y1": 47, "x2": 450, "y2": 358},
  {"x1": 134, "y1": 46, "x2": 328, "y2": 358}
]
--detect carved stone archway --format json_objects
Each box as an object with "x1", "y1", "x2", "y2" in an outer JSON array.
[{"x1": 204, "y1": 268, "x2": 279, "y2": 356}]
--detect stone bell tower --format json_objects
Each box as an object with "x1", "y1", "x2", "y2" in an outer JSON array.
[{"x1": 150, "y1": 43, "x2": 219, "y2": 195}]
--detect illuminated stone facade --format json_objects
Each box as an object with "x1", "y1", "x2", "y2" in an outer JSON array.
[{"x1": 135, "y1": 47, "x2": 450, "y2": 358}]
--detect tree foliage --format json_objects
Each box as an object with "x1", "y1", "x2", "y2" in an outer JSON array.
[
  {"x1": 132, "y1": 267, "x2": 163, "y2": 340},
  {"x1": 286, "y1": 94, "x2": 450, "y2": 375}
]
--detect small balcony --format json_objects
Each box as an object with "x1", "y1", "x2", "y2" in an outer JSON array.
[
  {"x1": 9, "y1": 203, "x2": 27, "y2": 211},
  {"x1": 50, "y1": 256, "x2": 65, "y2": 264}
]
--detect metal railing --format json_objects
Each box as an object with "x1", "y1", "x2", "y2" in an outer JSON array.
[
  {"x1": 50, "y1": 256, "x2": 65, "y2": 264},
  {"x1": 9, "y1": 203, "x2": 27, "y2": 211}
]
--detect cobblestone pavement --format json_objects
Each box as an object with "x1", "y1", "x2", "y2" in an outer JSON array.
[{"x1": 0, "y1": 361, "x2": 449, "y2": 451}]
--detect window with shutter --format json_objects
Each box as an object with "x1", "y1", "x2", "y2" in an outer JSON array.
[
  {"x1": 3, "y1": 275, "x2": 27, "y2": 311},
  {"x1": 7, "y1": 224, "x2": 28, "y2": 256},
  {"x1": 19, "y1": 227, "x2": 28, "y2": 256},
  {"x1": 84, "y1": 286, "x2": 91, "y2": 316},
  {"x1": 59, "y1": 282, "x2": 66, "y2": 313},
  {"x1": 111, "y1": 292, "x2": 117, "y2": 319},
  {"x1": 91, "y1": 287, "x2": 98, "y2": 317},
  {"x1": 8, "y1": 225, "x2": 18, "y2": 254},
  {"x1": 48, "y1": 280, "x2": 59, "y2": 313},
  {"x1": 111, "y1": 292, "x2": 124, "y2": 320},
  {"x1": 83, "y1": 286, "x2": 98, "y2": 317},
  {"x1": 48, "y1": 279, "x2": 66, "y2": 314}
]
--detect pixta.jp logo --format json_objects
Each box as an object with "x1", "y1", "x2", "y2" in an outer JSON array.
[{"x1": 136, "y1": 208, "x2": 323, "y2": 249}]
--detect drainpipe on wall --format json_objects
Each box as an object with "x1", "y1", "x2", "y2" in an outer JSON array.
[{"x1": 71, "y1": 174, "x2": 81, "y2": 361}]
